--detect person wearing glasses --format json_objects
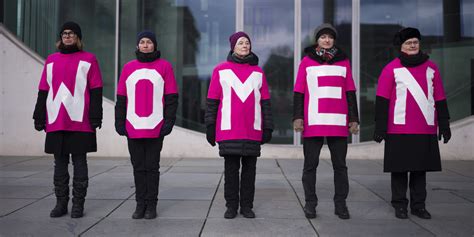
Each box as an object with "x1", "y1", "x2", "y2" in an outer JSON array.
[
  {"x1": 293, "y1": 23, "x2": 359, "y2": 220},
  {"x1": 115, "y1": 31, "x2": 178, "y2": 219},
  {"x1": 205, "y1": 31, "x2": 273, "y2": 219},
  {"x1": 374, "y1": 27, "x2": 451, "y2": 219},
  {"x1": 33, "y1": 21, "x2": 103, "y2": 218}
]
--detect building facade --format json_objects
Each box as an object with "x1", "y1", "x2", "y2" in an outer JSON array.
[{"x1": 2, "y1": 0, "x2": 473, "y2": 145}]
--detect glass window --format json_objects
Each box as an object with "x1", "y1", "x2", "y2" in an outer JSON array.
[
  {"x1": 360, "y1": 0, "x2": 474, "y2": 141},
  {"x1": 119, "y1": 0, "x2": 235, "y2": 132},
  {"x1": 3, "y1": 0, "x2": 117, "y2": 100},
  {"x1": 244, "y1": 0, "x2": 294, "y2": 144}
]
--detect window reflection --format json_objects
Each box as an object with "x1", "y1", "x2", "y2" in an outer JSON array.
[{"x1": 119, "y1": 0, "x2": 235, "y2": 132}]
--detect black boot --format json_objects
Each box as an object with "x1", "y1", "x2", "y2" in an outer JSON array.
[
  {"x1": 50, "y1": 175, "x2": 69, "y2": 218},
  {"x1": 71, "y1": 178, "x2": 88, "y2": 218},
  {"x1": 411, "y1": 208, "x2": 431, "y2": 219},
  {"x1": 224, "y1": 207, "x2": 238, "y2": 219},
  {"x1": 240, "y1": 207, "x2": 255, "y2": 218},
  {"x1": 144, "y1": 200, "x2": 157, "y2": 219},
  {"x1": 132, "y1": 202, "x2": 146, "y2": 219},
  {"x1": 335, "y1": 205, "x2": 350, "y2": 220},
  {"x1": 303, "y1": 203, "x2": 316, "y2": 219},
  {"x1": 394, "y1": 207, "x2": 408, "y2": 219}
]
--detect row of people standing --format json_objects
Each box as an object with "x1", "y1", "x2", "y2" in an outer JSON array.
[{"x1": 33, "y1": 21, "x2": 450, "y2": 221}]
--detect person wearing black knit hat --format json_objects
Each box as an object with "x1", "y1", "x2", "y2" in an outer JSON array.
[
  {"x1": 294, "y1": 23, "x2": 359, "y2": 220},
  {"x1": 33, "y1": 21, "x2": 103, "y2": 218},
  {"x1": 374, "y1": 27, "x2": 451, "y2": 220},
  {"x1": 115, "y1": 30, "x2": 178, "y2": 220}
]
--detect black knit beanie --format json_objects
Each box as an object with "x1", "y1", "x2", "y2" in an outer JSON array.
[
  {"x1": 59, "y1": 21, "x2": 82, "y2": 39},
  {"x1": 136, "y1": 30, "x2": 158, "y2": 49}
]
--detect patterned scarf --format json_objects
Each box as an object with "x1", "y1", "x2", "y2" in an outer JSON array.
[{"x1": 315, "y1": 46, "x2": 338, "y2": 62}]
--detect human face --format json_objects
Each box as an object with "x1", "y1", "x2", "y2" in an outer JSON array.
[
  {"x1": 317, "y1": 34, "x2": 334, "y2": 49},
  {"x1": 61, "y1": 30, "x2": 78, "y2": 46},
  {"x1": 138, "y1": 37, "x2": 155, "y2": 53},
  {"x1": 401, "y1": 37, "x2": 420, "y2": 55},
  {"x1": 233, "y1": 37, "x2": 250, "y2": 58}
]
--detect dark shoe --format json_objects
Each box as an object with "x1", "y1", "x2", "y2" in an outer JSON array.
[
  {"x1": 71, "y1": 178, "x2": 88, "y2": 218},
  {"x1": 240, "y1": 207, "x2": 255, "y2": 218},
  {"x1": 132, "y1": 203, "x2": 146, "y2": 219},
  {"x1": 394, "y1": 207, "x2": 408, "y2": 219},
  {"x1": 224, "y1": 207, "x2": 238, "y2": 219},
  {"x1": 335, "y1": 206, "x2": 350, "y2": 220},
  {"x1": 411, "y1": 208, "x2": 431, "y2": 219},
  {"x1": 50, "y1": 197, "x2": 69, "y2": 218},
  {"x1": 144, "y1": 201, "x2": 157, "y2": 219},
  {"x1": 303, "y1": 203, "x2": 316, "y2": 219}
]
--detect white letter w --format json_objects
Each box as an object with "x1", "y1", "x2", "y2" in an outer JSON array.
[{"x1": 46, "y1": 61, "x2": 91, "y2": 124}]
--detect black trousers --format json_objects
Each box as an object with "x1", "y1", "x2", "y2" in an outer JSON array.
[
  {"x1": 224, "y1": 155, "x2": 257, "y2": 209},
  {"x1": 391, "y1": 171, "x2": 427, "y2": 210},
  {"x1": 302, "y1": 137, "x2": 348, "y2": 208},
  {"x1": 127, "y1": 137, "x2": 164, "y2": 204},
  {"x1": 54, "y1": 153, "x2": 88, "y2": 179}
]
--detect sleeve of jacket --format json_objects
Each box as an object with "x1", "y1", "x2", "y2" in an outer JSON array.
[
  {"x1": 33, "y1": 90, "x2": 48, "y2": 123},
  {"x1": 293, "y1": 92, "x2": 304, "y2": 121},
  {"x1": 346, "y1": 91, "x2": 359, "y2": 123},
  {"x1": 205, "y1": 99, "x2": 220, "y2": 127},
  {"x1": 261, "y1": 99, "x2": 274, "y2": 130},
  {"x1": 89, "y1": 87, "x2": 103, "y2": 128},
  {"x1": 115, "y1": 95, "x2": 127, "y2": 135},
  {"x1": 435, "y1": 99, "x2": 450, "y2": 130},
  {"x1": 160, "y1": 93, "x2": 179, "y2": 137},
  {"x1": 33, "y1": 89, "x2": 48, "y2": 131},
  {"x1": 374, "y1": 96, "x2": 390, "y2": 133}
]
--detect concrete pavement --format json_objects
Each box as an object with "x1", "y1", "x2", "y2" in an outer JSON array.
[{"x1": 0, "y1": 156, "x2": 473, "y2": 236}]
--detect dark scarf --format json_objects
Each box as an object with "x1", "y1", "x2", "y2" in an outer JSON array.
[
  {"x1": 59, "y1": 45, "x2": 80, "y2": 54},
  {"x1": 304, "y1": 45, "x2": 347, "y2": 64},
  {"x1": 398, "y1": 51, "x2": 429, "y2": 67},
  {"x1": 135, "y1": 50, "x2": 161, "y2": 63},
  {"x1": 227, "y1": 51, "x2": 259, "y2": 65}
]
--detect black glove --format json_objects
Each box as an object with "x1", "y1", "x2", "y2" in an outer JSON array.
[
  {"x1": 90, "y1": 119, "x2": 102, "y2": 130},
  {"x1": 160, "y1": 119, "x2": 174, "y2": 137},
  {"x1": 438, "y1": 127, "x2": 451, "y2": 144},
  {"x1": 374, "y1": 96, "x2": 389, "y2": 143},
  {"x1": 261, "y1": 129, "x2": 273, "y2": 144},
  {"x1": 206, "y1": 125, "x2": 216, "y2": 147},
  {"x1": 115, "y1": 122, "x2": 127, "y2": 136},
  {"x1": 373, "y1": 131, "x2": 385, "y2": 143},
  {"x1": 435, "y1": 100, "x2": 451, "y2": 144},
  {"x1": 34, "y1": 121, "x2": 45, "y2": 131}
]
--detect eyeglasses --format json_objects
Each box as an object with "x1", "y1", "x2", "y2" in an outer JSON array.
[
  {"x1": 403, "y1": 40, "x2": 419, "y2": 46},
  {"x1": 61, "y1": 31, "x2": 76, "y2": 38}
]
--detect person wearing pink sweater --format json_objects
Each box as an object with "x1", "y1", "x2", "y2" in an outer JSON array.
[
  {"x1": 205, "y1": 32, "x2": 274, "y2": 219},
  {"x1": 115, "y1": 31, "x2": 178, "y2": 219},
  {"x1": 33, "y1": 21, "x2": 103, "y2": 218},
  {"x1": 374, "y1": 27, "x2": 451, "y2": 220},
  {"x1": 294, "y1": 23, "x2": 359, "y2": 220}
]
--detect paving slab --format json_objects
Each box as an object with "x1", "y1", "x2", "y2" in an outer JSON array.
[
  {"x1": 82, "y1": 218, "x2": 205, "y2": 237},
  {"x1": 201, "y1": 218, "x2": 316, "y2": 237},
  {"x1": 108, "y1": 200, "x2": 211, "y2": 219}
]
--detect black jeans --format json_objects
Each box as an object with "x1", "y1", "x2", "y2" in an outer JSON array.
[
  {"x1": 224, "y1": 155, "x2": 257, "y2": 209},
  {"x1": 302, "y1": 137, "x2": 348, "y2": 208},
  {"x1": 54, "y1": 153, "x2": 88, "y2": 179},
  {"x1": 391, "y1": 171, "x2": 427, "y2": 210},
  {"x1": 128, "y1": 137, "x2": 164, "y2": 204}
]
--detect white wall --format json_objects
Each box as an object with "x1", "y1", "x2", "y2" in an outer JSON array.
[{"x1": 1, "y1": 25, "x2": 473, "y2": 160}]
